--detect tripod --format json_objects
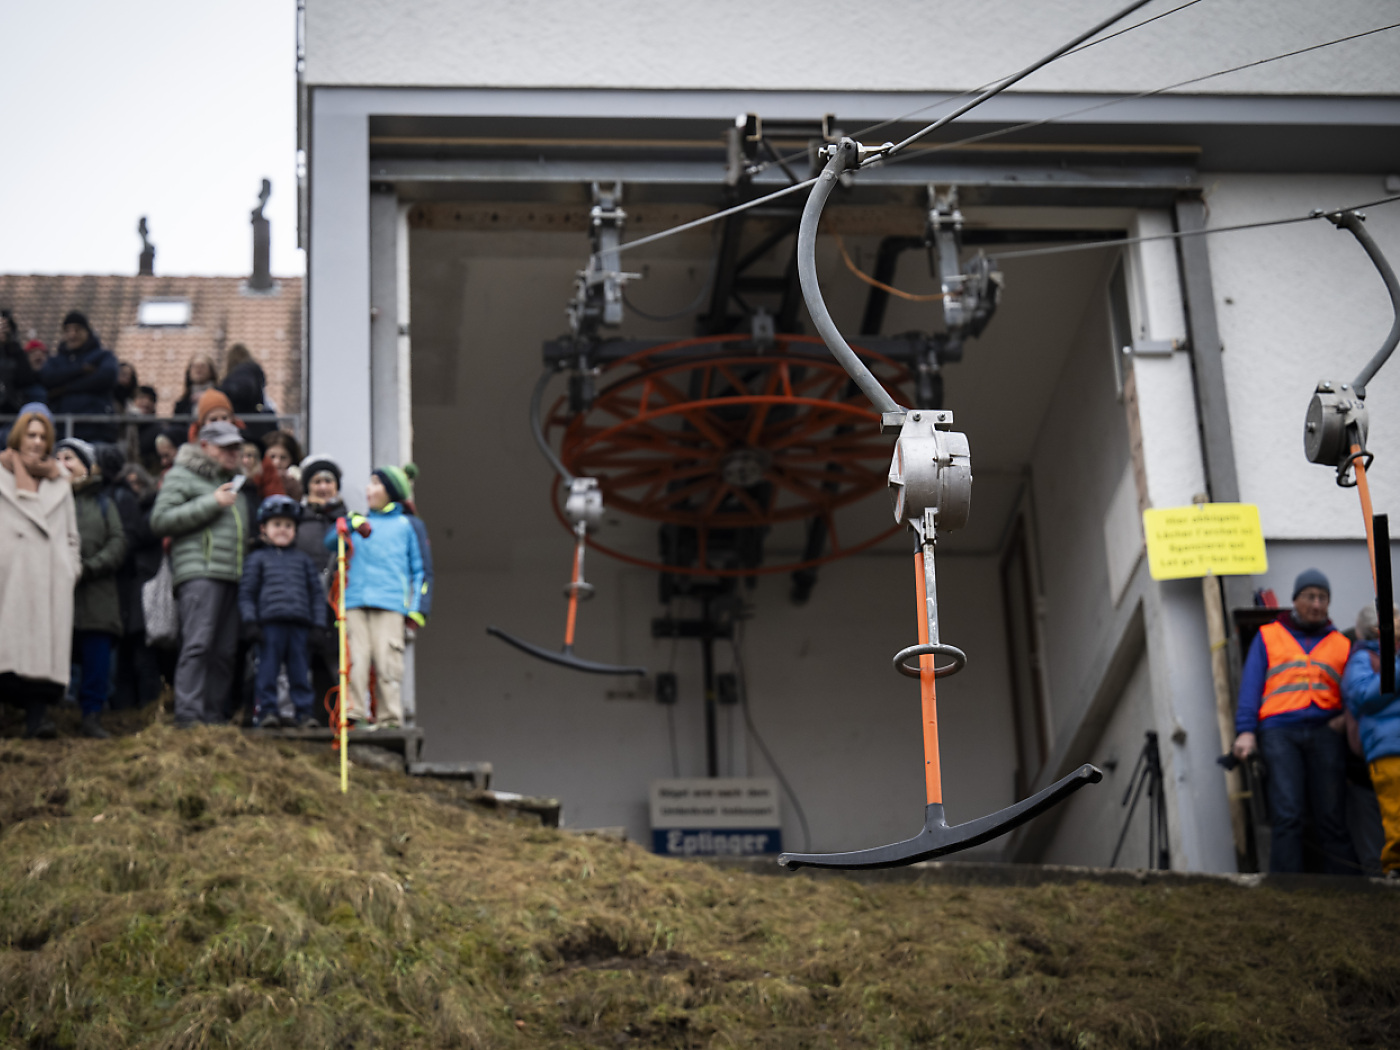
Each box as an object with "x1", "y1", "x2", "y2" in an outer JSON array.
[{"x1": 1110, "y1": 730, "x2": 1171, "y2": 870}]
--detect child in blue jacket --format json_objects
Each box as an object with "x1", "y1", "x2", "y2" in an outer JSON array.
[
  {"x1": 240, "y1": 495, "x2": 327, "y2": 728},
  {"x1": 327, "y1": 464, "x2": 425, "y2": 729},
  {"x1": 1342, "y1": 602, "x2": 1400, "y2": 877}
]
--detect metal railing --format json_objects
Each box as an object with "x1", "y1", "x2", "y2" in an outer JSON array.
[{"x1": 0, "y1": 413, "x2": 302, "y2": 442}]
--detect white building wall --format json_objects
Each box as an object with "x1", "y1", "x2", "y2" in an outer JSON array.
[
  {"x1": 304, "y1": 0, "x2": 1398, "y2": 96},
  {"x1": 1207, "y1": 174, "x2": 1400, "y2": 542}
]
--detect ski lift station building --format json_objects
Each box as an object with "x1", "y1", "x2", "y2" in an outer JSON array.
[{"x1": 298, "y1": 0, "x2": 1400, "y2": 873}]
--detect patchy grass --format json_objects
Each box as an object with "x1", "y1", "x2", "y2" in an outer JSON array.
[{"x1": 0, "y1": 725, "x2": 1397, "y2": 1049}]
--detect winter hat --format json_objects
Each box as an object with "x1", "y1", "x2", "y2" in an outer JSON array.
[
  {"x1": 195, "y1": 388, "x2": 235, "y2": 424},
  {"x1": 1292, "y1": 568, "x2": 1331, "y2": 599},
  {"x1": 17, "y1": 401, "x2": 51, "y2": 420},
  {"x1": 55, "y1": 437, "x2": 96, "y2": 473},
  {"x1": 300, "y1": 453, "x2": 342, "y2": 487},
  {"x1": 61, "y1": 310, "x2": 91, "y2": 333},
  {"x1": 199, "y1": 420, "x2": 243, "y2": 447},
  {"x1": 373, "y1": 463, "x2": 418, "y2": 505}
]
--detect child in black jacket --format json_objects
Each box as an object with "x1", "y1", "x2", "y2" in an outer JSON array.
[{"x1": 239, "y1": 495, "x2": 327, "y2": 728}]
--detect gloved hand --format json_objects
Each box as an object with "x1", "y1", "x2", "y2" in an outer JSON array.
[
  {"x1": 354, "y1": 518, "x2": 372, "y2": 538},
  {"x1": 241, "y1": 622, "x2": 263, "y2": 645}
]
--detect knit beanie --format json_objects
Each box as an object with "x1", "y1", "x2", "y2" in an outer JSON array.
[
  {"x1": 61, "y1": 310, "x2": 91, "y2": 333},
  {"x1": 17, "y1": 401, "x2": 51, "y2": 420},
  {"x1": 1292, "y1": 568, "x2": 1331, "y2": 599},
  {"x1": 300, "y1": 453, "x2": 342, "y2": 487},
  {"x1": 373, "y1": 463, "x2": 418, "y2": 505},
  {"x1": 55, "y1": 437, "x2": 96, "y2": 473},
  {"x1": 195, "y1": 388, "x2": 235, "y2": 424}
]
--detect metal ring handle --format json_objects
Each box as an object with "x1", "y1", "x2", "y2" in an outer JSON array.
[
  {"x1": 893, "y1": 643, "x2": 967, "y2": 679},
  {"x1": 1338, "y1": 447, "x2": 1375, "y2": 489}
]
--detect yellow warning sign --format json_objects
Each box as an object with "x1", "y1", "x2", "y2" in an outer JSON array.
[{"x1": 1143, "y1": 503, "x2": 1268, "y2": 580}]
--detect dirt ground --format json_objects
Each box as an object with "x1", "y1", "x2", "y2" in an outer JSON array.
[{"x1": 1, "y1": 721, "x2": 1397, "y2": 1049}]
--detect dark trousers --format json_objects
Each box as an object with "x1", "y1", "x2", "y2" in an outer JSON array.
[
  {"x1": 0, "y1": 673, "x2": 64, "y2": 733},
  {"x1": 112, "y1": 633, "x2": 164, "y2": 710},
  {"x1": 1259, "y1": 719, "x2": 1359, "y2": 875},
  {"x1": 74, "y1": 630, "x2": 115, "y2": 715},
  {"x1": 174, "y1": 578, "x2": 240, "y2": 724},
  {"x1": 255, "y1": 622, "x2": 313, "y2": 722}
]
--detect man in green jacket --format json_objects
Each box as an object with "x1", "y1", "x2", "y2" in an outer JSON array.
[{"x1": 150, "y1": 421, "x2": 248, "y2": 727}]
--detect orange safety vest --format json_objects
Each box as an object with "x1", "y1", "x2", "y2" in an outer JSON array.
[{"x1": 1258, "y1": 621, "x2": 1350, "y2": 721}]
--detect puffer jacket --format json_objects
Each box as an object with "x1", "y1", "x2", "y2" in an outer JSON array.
[
  {"x1": 324, "y1": 502, "x2": 424, "y2": 619},
  {"x1": 296, "y1": 497, "x2": 346, "y2": 574},
  {"x1": 72, "y1": 476, "x2": 127, "y2": 635},
  {"x1": 150, "y1": 442, "x2": 248, "y2": 587},
  {"x1": 1342, "y1": 640, "x2": 1400, "y2": 763},
  {"x1": 239, "y1": 542, "x2": 327, "y2": 627},
  {"x1": 39, "y1": 336, "x2": 118, "y2": 418}
]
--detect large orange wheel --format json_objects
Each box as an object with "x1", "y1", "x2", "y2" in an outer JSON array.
[{"x1": 545, "y1": 334, "x2": 912, "y2": 576}]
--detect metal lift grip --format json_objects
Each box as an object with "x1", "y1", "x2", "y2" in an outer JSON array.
[{"x1": 779, "y1": 140, "x2": 1101, "y2": 871}]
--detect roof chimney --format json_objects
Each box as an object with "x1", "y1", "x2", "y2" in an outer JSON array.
[
  {"x1": 137, "y1": 216, "x2": 155, "y2": 276},
  {"x1": 249, "y1": 179, "x2": 273, "y2": 291}
]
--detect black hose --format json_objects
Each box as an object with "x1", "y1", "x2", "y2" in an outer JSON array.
[
  {"x1": 529, "y1": 368, "x2": 574, "y2": 483},
  {"x1": 1331, "y1": 212, "x2": 1400, "y2": 398},
  {"x1": 796, "y1": 140, "x2": 902, "y2": 416}
]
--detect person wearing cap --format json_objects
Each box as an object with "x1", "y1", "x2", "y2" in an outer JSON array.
[
  {"x1": 0, "y1": 407, "x2": 80, "y2": 739},
  {"x1": 324, "y1": 465, "x2": 425, "y2": 730},
  {"x1": 150, "y1": 419, "x2": 250, "y2": 727},
  {"x1": 1343, "y1": 603, "x2": 1400, "y2": 877},
  {"x1": 0, "y1": 312, "x2": 46, "y2": 416},
  {"x1": 38, "y1": 311, "x2": 118, "y2": 442},
  {"x1": 54, "y1": 438, "x2": 126, "y2": 739},
  {"x1": 239, "y1": 495, "x2": 327, "y2": 729},
  {"x1": 294, "y1": 455, "x2": 346, "y2": 721},
  {"x1": 1233, "y1": 569, "x2": 1358, "y2": 874}
]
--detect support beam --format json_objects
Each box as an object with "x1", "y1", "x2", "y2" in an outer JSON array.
[{"x1": 308, "y1": 102, "x2": 372, "y2": 510}]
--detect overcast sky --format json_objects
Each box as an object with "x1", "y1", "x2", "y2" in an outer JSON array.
[{"x1": 2, "y1": 0, "x2": 301, "y2": 277}]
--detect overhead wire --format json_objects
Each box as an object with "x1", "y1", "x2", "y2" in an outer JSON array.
[
  {"x1": 873, "y1": 19, "x2": 1400, "y2": 173},
  {"x1": 835, "y1": 234, "x2": 945, "y2": 302},
  {"x1": 982, "y1": 194, "x2": 1400, "y2": 263},
  {"x1": 602, "y1": 19, "x2": 1400, "y2": 266},
  {"x1": 882, "y1": 0, "x2": 1158, "y2": 158},
  {"x1": 743, "y1": 0, "x2": 1209, "y2": 183}
]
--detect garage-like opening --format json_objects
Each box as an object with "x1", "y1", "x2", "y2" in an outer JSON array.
[{"x1": 402, "y1": 175, "x2": 1150, "y2": 859}]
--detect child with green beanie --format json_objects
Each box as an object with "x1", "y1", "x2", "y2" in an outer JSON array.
[{"x1": 327, "y1": 463, "x2": 426, "y2": 729}]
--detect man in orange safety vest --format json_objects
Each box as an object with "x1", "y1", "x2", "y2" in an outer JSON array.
[{"x1": 1233, "y1": 569, "x2": 1358, "y2": 875}]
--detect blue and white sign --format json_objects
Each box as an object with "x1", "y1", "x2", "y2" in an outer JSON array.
[{"x1": 650, "y1": 778, "x2": 782, "y2": 856}]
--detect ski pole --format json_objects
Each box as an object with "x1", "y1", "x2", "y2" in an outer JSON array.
[{"x1": 338, "y1": 528, "x2": 349, "y2": 794}]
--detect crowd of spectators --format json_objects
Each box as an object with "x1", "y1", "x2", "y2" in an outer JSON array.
[
  {"x1": 1233, "y1": 569, "x2": 1400, "y2": 878},
  {"x1": 0, "y1": 310, "x2": 431, "y2": 742}
]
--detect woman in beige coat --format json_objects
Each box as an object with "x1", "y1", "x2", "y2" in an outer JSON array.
[{"x1": 0, "y1": 409, "x2": 81, "y2": 738}]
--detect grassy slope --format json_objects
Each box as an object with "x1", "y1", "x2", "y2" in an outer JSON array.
[{"x1": 1, "y1": 726, "x2": 1397, "y2": 1050}]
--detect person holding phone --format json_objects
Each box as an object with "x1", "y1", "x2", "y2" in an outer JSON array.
[{"x1": 150, "y1": 420, "x2": 251, "y2": 728}]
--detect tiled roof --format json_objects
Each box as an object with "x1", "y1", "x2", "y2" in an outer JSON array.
[{"x1": 0, "y1": 274, "x2": 303, "y2": 420}]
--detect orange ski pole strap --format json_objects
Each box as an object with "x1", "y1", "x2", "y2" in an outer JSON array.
[
  {"x1": 1354, "y1": 445, "x2": 1379, "y2": 588},
  {"x1": 563, "y1": 527, "x2": 585, "y2": 649}
]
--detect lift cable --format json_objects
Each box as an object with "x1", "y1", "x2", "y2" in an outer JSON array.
[
  {"x1": 881, "y1": 0, "x2": 1157, "y2": 159},
  {"x1": 748, "y1": 0, "x2": 1210, "y2": 181},
  {"x1": 980, "y1": 194, "x2": 1400, "y2": 263},
  {"x1": 601, "y1": 20, "x2": 1400, "y2": 266},
  {"x1": 872, "y1": 19, "x2": 1400, "y2": 174}
]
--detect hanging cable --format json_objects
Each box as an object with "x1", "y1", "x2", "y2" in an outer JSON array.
[
  {"x1": 529, "y1": 367, "x2": 574, "y2": 483},
  {"x1": 731, "y1": 619, "x2": 812, "y2": 854},
  {"x1": 747, "y1": 0, "x2": 1210, "y2": 182},
  {"x1": 875, "y1": 20, "x2": 1400, "y2": 174},
  {"x1": 835, "y1": 233, "x2": 945, "y2": 302},
  {"x1": 882, "y1": 0, "x2": 1157, "y2": 159},
  {"x1": 599, "y1": 21, "x2": 1399, "y2": 266},
  {"x1": 979, "y1": 195, "x2": 1400, "y2": 263}
]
